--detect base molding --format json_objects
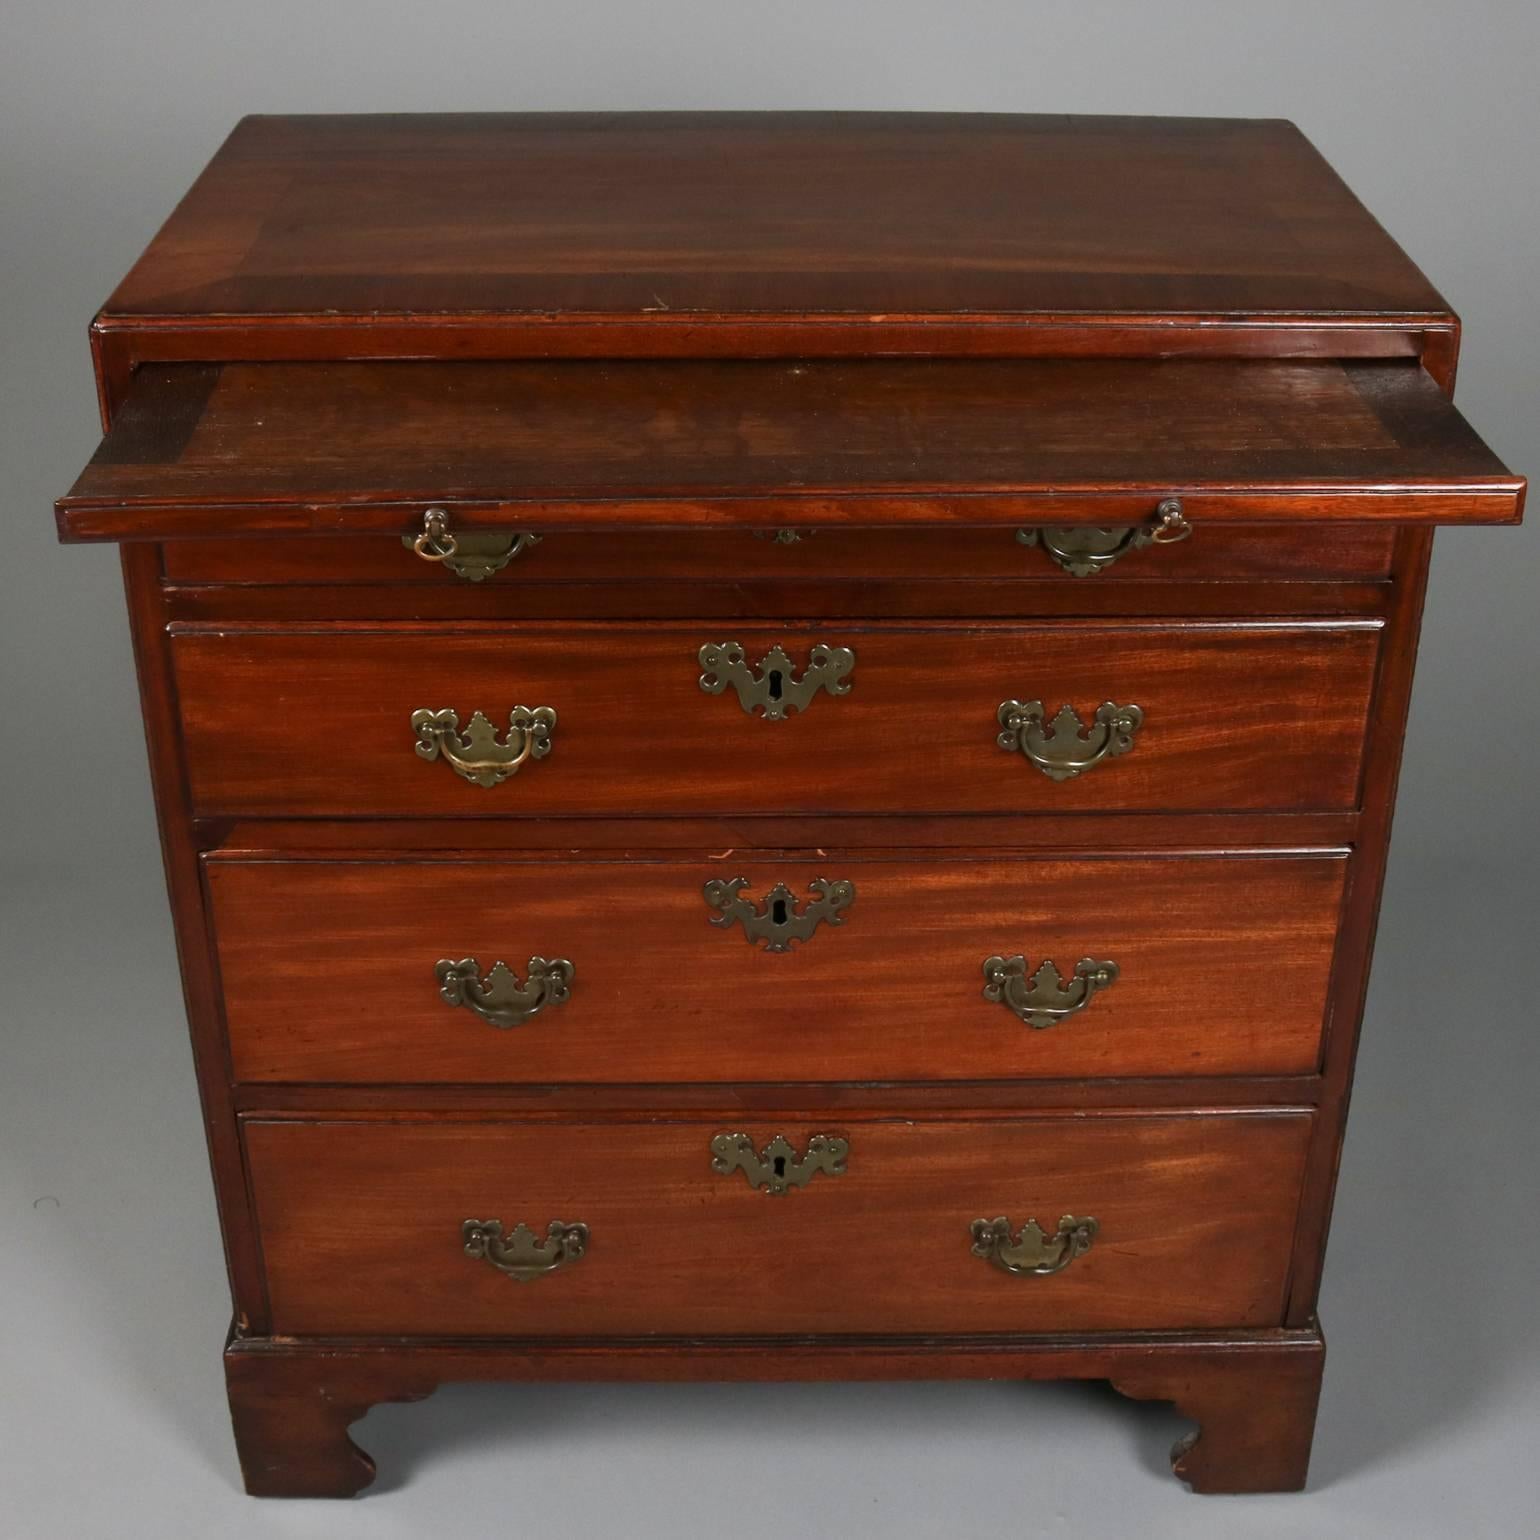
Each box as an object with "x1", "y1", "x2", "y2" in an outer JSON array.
[{"x1": 224, "y1": 1323, "x2": 1325, "y2": 1498}]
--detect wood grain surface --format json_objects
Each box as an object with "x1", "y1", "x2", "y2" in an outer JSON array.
[
  {"x1": 224, "y1": 1327, "x2": 1326, "y2": 1496},
  {"x1": 161, "y1": 523, "x2": 1399, "y2": 587},
  {"x1": 102, "y1": 113, "x2": 1446, "y2": 328},
  {"x1": 171, "y1": 621, "x2": 1381, "y2": 816},
  {"x1": 57, "y1": 111, "x2": 1519, "y2": 1497},
  {"x1": 59, "y1": 358, "x2": 1521, "y2": 539},
  {"x1": 243, "y1": 1111, "x2": 1313, "y2": 1336},
  {"x1": 209, "y1": 851, "x2": 1348, "y2": 1084}
]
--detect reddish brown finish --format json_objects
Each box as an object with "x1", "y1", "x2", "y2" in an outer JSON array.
[
  {"x1": 1112, "y1": 1336, "x2": 1325, "y2": 1493},
  {"x1": 225, "y1": 1346, "x2": 437, "y2": 1499},
  {"x1": 171, "y1": 622, "x2": 1381, "y2": 817},
  {"x1": 210, "y1": 811, "x2": 1362, "y2": 853},
  {"x1": 103, "y1": 114, "x2": 1446, "y2": 333},
  {"x1": 57, "y1": 114, "x2": 1522, "y2": 1499},
  {"x1": 162, "y1": 523, "x2": 1399, "y2": 586},
  {"x1": 224, "y1": 1328, "x2": 1324, "y2": 1497},
  {"x1": 97, "y1": 316, "x2": 1434, "y2": 382},
  {"x1": 118, "y1": 545, "x2": 268, "y2": 1331},
  {"x1": 209, "y1": 851, "x2": 1347, "y2": 1084},
  {"x1": 58, "y1": 358, "x2": 1521, "y2": 541},
  {"x1": 243, "y1": 1112, "x2": 1312, "y2": 1336},
  {"x1": 1285, "y1": 526, "x2": 1437, "y2": 1323},
  {"x1": 228, "y1": 1078, "x2": 1323, "y2": 1116},
  {"x1": 162, "y1": 575, "x2": 1396, "y2": 626}
]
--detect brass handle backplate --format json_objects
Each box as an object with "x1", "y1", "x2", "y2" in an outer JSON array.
[
  {"x1": 971, "y1": 1215, "x2": 1099, "y2": 1276},
  {"x1": 406, "y1": 507, "x2": 540, "y2": 581},
  {"x1": 997, "y1": 699, "x2": 1143, "y2": 781},
  {"x1": 1016, "y1": 499, "x2": 1192, "y2": 576},
  {"x1": 711, "y1": 1132, "x2": 850, "y2": 1195},
  {"x1": 436, "y1": 956, "x2": 574, "y2": 1029},
  {"x1": 463, "y1": 1219, "x2": 588, "y2": 1282},
  {"x1": 412, "y1": 706, "x2": 556, "y2": 787},
  {"x1": 698, "y1": 641, "x2": 855, "y2": 718},
  {"x1": 703, "y1": 877, "x2": 855, "y2": 952},
  {"x1": 982, "y1": 954, "x2": 1119, "y2": 1029}
]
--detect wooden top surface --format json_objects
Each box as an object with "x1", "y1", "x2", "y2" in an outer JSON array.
[
  {"x1": 58, "y1": 357, "x2": 1521, "y2": 539},
  {"x1": 101, "y1": 113, "x2": 1448, "y2": 335}
]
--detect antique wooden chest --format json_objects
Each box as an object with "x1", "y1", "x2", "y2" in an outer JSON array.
[{"x1": 56, "y1": 112, "x2": 1525, "y2": 1496}]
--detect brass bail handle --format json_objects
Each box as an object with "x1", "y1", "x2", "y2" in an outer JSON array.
[
  {"x1": 406, "y1": 507, "x2": 541, "y2": 581},
  {"x1": 463, "y1": 1219, "x2": 589, "y2": 1282},
  {"x1": 411, "y1": 706, "x2": 557, "y2": 788},
  {"x1": 1015, "y1": 497, "x2": 1192, "y2": 576},
  {"x1": 982, "y1": 954, "x2": 1119, "y2": 1029},
  {"x1": 970, "y1": 1214, "x2": 1099, "y2": 1277}
]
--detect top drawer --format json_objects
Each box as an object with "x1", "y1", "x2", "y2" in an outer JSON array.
[
  {"x1": 159, "y1": 523, "x2": 1398, "y2": 588},
  {"x1": 171, "y1": 621, "x2": 1379, "y2": 817}
]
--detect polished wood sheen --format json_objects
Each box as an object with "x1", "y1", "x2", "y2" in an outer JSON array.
[
  {"x1": 171, "y1": 622, "x2": 1381, "y2": 817},
  {"x1": 243, "y1": 1113, "x2": 1313, "y2": 1336},
  {"x1": 100, "y1": 113, "x2": 1445, "y2": 335},
  {"x1": 225, "y1": 1330, "x2": 1327, "y2": 1497},
  {"x1": 161, "y1": 523, "x2": 1400, "y2": 587},
  {"x1": 55, "y1": 112, "x2": 1524, "y2": 1498},
  {"x1": 59, "y1": 358, "x2": 1521, "y2": 540},
  {"x1": 208, "y1": 851, "x2": 1348, "y2": 1084}
]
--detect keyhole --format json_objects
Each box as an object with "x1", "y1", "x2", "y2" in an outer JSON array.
[
  {"x1": 773, "y1": 1155, "x2": 787, "y2": 1178},
  {"x1": 767, "y1": 669, "x2": 784, "y2": 701},
  {"x1": 772, "y1": 897, "x2": 789, "y2": 926}
]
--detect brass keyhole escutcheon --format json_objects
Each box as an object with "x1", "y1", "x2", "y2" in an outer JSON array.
[
  {"x1": 704, "y1": 878, "x2": 855, "y2": 952},
  {"x1": 698, "y1": 642, "x2": 854, "y2": 719},
  {"x1": 711, "y1": 1133, "x2": 849, "y2": 1195}
]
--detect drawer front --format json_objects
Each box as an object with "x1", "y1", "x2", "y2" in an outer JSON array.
[
  {"x1": 161, "y1": 525, "x2": 1398, "y2": 586},
  {"x1": 211, "y1": 852, "x2": 1346, "y2": 1084},
  {"x1": 244, "y1": 1113, "x2": 1312, "y2": 1336},
  {"x1": 174, "y1": 622, "x2": 1379, "y2": 816}
]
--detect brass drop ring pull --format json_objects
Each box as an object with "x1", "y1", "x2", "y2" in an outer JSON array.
[
  {"x1": 970, "y1": 1215, "x2": 1099, "y2": 1276},
  {"x1": 436, "y1": 956, "x2": 574, "y2": 1029},
  {"x1": 699, "y1": 641, "x2": 855, "y2": 719},
  {"x1": 982, "y1": 954, "x2": 1118, "y2": 1029},
  {"x1": 1016, "y1": 498, "x2": 1192, "y2": 576},
  {"x1": 711, "y1": 1132, "x2": 849, "y2": 1195},
  {"x1": 411, "y1": 507, "x2": 460, "y2": 561},
  {"x1": 463, "y1": 1219, "x2": 588, "y2": 1282},
  {"x1": 997, "y1": 699, "x2": 1143, "y2": 781},
  {"x1": 1148, "y1": 498, "x2": 1193, "y2": 541},
  {"x1": 411, "y1": 705, "x2": 556, "y2": 787},
  {"x1": 405, "y1": 507, "x2": 540, "y2": 581}
]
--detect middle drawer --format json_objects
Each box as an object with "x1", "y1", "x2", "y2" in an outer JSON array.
[{"x1": 208, "y1": 850, "x2": 1347, "y2": 1084}]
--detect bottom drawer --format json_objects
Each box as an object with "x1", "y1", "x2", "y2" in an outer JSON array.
[{"x1": 245, "y1": 1112, "x2": 1311, "y2": 1336}]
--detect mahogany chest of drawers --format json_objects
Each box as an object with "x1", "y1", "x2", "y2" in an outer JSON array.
[{"x1": 56, "y1": 112, "x2": 1524, "y2": 1496}]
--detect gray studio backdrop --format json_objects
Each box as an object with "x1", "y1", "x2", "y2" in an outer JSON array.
[{"x1": 2, "y1": 4, "x2": 1536, "y2": 1537}]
